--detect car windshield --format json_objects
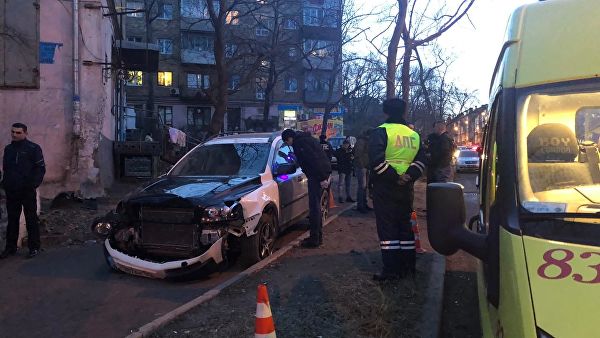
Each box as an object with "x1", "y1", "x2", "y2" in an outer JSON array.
[
  {"x1": 459, "y1": 150, "x2": 479, "y2": 158},
  {"x1": 517, "y1": 86, "x2": 600, "y2": 217},
  {"x1": 170, "y1": 142, "x2": 271, "y2": 177}
]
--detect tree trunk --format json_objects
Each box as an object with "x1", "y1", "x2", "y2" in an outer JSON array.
[
  {"x1": 400, "y1": 37, "x2": 412, "y2": 117},
  {"x1": 208, "y1": 1, "x2": 228, "y2": 137},
  {"x1": 386, "y1": 0, "x2": 408, "y2": 99},
  {"x1": 145, "y1": 16, "x2": 156, "y2": 137}
]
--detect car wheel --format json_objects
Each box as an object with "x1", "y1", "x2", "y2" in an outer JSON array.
[
  {"x1": 321, "y1": 189, "x2": 330, "y2": 225},
  {"x1": 240, "y1": 213, "x2": 276, "y2": 267}
]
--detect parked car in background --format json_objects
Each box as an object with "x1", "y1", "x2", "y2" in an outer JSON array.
[
  {"x1": 455, "y1": 149, "x2": 480, "y2": 172},
  {"x1": 92, "y1": 132, "x2": 329, "y2": 280}
]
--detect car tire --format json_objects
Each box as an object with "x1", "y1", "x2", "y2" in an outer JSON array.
[{"x1": 240, "y1": 212, "x2": 276, "y2": 268}]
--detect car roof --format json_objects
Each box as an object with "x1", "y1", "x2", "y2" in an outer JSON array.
[{"x1": 204, "y1": 132, "x2": 279, "y2": 145}]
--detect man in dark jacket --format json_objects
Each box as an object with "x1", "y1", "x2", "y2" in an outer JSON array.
[
  {"x1": 334, "y1": 140, "x2": 354, "y2": 204},
  {"x1": 0, "y1": 123, "x2": 46, "y2": 259},
  {"x1": 426, "y1": 121, "x2": 455, "y2": 183},
  {"x1": 282, "y1": 129, "x2": 332, "y2": 248},
  {"x1": 353, "y1": 130, "x2": 371, "y2": 213},
  {"x1": 319, "y1": 134, "x2": 334, "y2": 160},
  {"x1": 369, "y1": 99, "x2": 428, "y2": 280}
]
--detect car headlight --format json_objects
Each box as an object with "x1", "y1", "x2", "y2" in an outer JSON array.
[
  {"x1": 93, "y1": 222, "x2": 112, "y2": 237},
  {"x1": 202, "y1": 203, "x2": 242, "y2": 222}
]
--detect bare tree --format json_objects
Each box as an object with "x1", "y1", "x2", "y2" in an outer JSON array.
[{"x1": 369, "y1": 0, "x2": 475, "y2": 114}]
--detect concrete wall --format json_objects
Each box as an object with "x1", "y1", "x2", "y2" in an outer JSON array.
[{"x1": 0, "y1": 0, "x2": 115, "y2": 199}]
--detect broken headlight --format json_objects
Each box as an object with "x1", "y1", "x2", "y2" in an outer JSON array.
[{"x1": 201, "y1": 202, "x2": 243, "y2": 223}]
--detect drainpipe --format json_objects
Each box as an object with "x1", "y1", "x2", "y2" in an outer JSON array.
[{"x1": 73, "y1": 0, "x2": 81, "y2": 137}]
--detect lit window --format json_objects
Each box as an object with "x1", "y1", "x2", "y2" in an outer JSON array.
[
  {"x1": 285, "y1": 77, "x2": 298, "y2": 93},
  {"x1": 127, "y1": 71, "x2": 143, "y2": 86},
  {"x1": 158, "y1": 106, "x2": 173, "y2": 125},
  {"x1": 158, "y1": 4, "x2": 173, "y2": 19},
  {"x1": 187, "y1": 73, "x2": 210, "y2": 89},
  {"x1": 226, "y1": 11, "x2": 240, "y2": 25},
  {"x1": 158, "y1": 71, "x2": 173, "y2": 86},
  {"x1": 228, "y1": 75, "x2": 241, "y2": 90},
  {"x1": 126, "y1": 2, "x2": 144, "y2": 17},
  {"x1": 157, "y1": 39, "x2": 172, "y2": 54}
]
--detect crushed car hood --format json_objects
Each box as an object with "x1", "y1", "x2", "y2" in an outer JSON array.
[{"x1": 123, "y1": 176, "x2": 262, "y2": 207}]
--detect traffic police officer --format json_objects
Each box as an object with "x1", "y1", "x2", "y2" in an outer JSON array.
[{"x1": 369, "y1": 98, "x2": 427, "y2": 280}]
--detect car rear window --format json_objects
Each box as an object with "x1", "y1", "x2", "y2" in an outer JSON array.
[{"x1": 459, "y1": 150, "x2": 479, "y2": 157}]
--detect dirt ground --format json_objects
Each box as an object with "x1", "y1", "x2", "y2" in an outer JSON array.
[{"x1": 153, "y1": 206, "x2": 433, "y2": 338}]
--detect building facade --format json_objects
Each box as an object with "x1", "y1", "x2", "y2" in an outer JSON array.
[
  {"x1": 447, "y1": 104, "x2": 489, "y2": 146},
  {"x1": 0, "y1": 0, "x2": 118, "y2": 198},
  {"x1": 120, "y1": 0, "x2": 343, "y2": 142}
]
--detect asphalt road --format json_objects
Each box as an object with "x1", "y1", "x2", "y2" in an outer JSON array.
[
  {"x1": 0, "y1": 205, "x2": 349, "y2": 338},
  {"x1": 441, "y1": 171, "x2": 483, "y2": 337}
]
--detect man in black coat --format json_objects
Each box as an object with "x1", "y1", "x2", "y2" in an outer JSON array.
[
  {"x1": 426, "y1": 121, "x2": 455, "y2": 183},
  {"x1": 0, "y1": 123, "x2": 46, "y2": 259},
  {"x1": 334, "y1": 140, "x2": 354, "y2": 203},
  {"x1": 282, "y1": 129, "x2": 331, "y2": 248}
]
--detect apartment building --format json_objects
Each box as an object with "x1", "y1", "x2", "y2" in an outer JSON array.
[
  {"x1": 447, "y1": 104, "x2": 489, "y2": 146},
  {"x1": 120, "y1": 0, "x2": 343, "y2": 141}
]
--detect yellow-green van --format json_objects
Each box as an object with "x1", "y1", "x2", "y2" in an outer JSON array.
[{"x1": 427, "y1": 1, "x2": 600, "y2": 337}]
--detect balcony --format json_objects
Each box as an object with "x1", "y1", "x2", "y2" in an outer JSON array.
[
  {"x1": 180, "y1": 18, "x2": 214, "y2": 32},
  {"x1": 302, "y1": 56, "x2": 334, "y2": 70},
  {"x1": 303, "y1": 90, "x2": 341, "y2": 104},
  {"x1": 181, "y1": 49, "x2": 215, "y2": 65}
]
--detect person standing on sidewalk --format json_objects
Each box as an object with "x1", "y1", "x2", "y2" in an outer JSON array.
[
  {"x1": 369, "y1": 99, "x2": 427, "y2": 281},
  {"x1": 282, "y1": 129, "x2": 331, "y2": 248},
  {"x1": 353, "y1": 130, "x2": 372, "y2": 213},
  {"x1": 334, "y1": 140, "x2": 354, "y2": 204},
  {"x1": 0, "y1": 123, "x2": 46, "y2": 259},
  {"x1": 426, "y1": 121, "x2": 455, "y2": 183},
  {"x1": 319, "y1": 134, "x2": 334, "y2": 161}
]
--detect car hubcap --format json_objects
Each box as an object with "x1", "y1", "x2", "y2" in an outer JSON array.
[{"x1": 259, "y1": 221, "x2": 275, "y2": 258}]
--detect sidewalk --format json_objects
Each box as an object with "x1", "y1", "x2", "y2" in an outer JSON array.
[{"x1": 151, "y1": 181, "x2": 438, "y2": 338}]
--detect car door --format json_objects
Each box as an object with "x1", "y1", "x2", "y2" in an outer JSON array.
[{"x1": 272, "y1": 141, "x2": 308, "y2": 226}]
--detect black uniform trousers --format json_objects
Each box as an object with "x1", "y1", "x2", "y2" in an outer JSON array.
[
  {"x1": 4, "y1": 188, "x2": 40, "y2": 251},
  {"x1": 307, "y1": 177, "x2": 325, "y2": 244},
  {"x1": 372, "y1": 179, "x2": 416, "y2": 275}
]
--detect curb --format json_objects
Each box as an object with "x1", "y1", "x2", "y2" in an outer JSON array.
[
  {"x1": 125, "y1": 203, "x2": 356, "y2": 338},
  {"x1": 419, "y1": 253, "x2": 446, "y2": 338}
]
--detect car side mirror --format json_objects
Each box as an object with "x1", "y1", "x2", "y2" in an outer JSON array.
[
  {"x1": 426, "y1": 183, "x2": 488, "y2": 261},
  {"x1": 274, "y1": 163, "x2": 297, "y2": 176}
]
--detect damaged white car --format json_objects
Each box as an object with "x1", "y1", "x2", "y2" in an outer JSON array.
[{"x1": 92, "y1": 133, "x2": 328, "y2": 280}]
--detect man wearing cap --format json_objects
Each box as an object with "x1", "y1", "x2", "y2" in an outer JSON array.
[
  {"x1": 368, "y1": 99, "x2": 428, "y2": 280},
  {"x1": 281, "y1": 129, "x2": 332, "y2": 248}
]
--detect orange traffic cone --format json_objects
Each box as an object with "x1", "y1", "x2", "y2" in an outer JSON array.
[
  {"x1": 255, "y1": 284, "x2": 276, "y2": 338},
  {"x1": 328, "y1": 189, "x2": 337, "y2": 209},
  {"x1": 411, "y1": 211, "x2": 426, "y2": 254}
]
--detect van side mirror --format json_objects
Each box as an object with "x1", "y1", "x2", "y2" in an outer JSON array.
[{"x1": 426, "y1": 183, "x2": 488, "y2": 261}]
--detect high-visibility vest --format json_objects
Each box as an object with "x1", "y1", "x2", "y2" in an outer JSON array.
[{"x1": 379, "y1": 123, "x2": 420, "y2": 175}]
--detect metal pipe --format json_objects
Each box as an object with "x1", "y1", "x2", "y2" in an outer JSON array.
[{"x1": 73, "y1": 0, "x2": 81, "y2": 137}]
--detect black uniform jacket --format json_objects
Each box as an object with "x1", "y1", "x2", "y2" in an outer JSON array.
[
  {"x1": 368, "y1": 119, "x2": 428, "y2": 184},
  {"x1": 2, "y1": 139, "x2": 46, "y2": 191},
  {"x1": 293, "y1": 132, "x2": 332, "y2": 182}
]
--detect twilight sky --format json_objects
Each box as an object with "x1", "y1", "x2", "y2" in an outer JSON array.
[{"x1": 357, "y1": 0, "x2": 537, "y2": 107}]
